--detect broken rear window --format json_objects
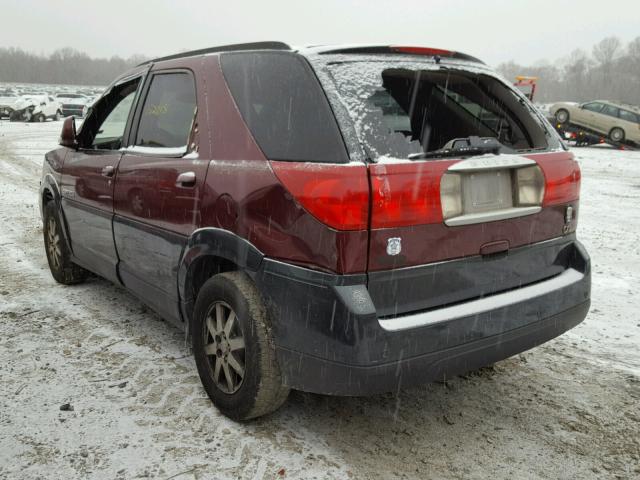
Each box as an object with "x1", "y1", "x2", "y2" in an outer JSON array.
[{"x1": 322, "y1": 59, "x2": 549, "y2": 160}]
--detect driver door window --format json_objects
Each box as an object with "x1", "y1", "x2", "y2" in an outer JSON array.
[
  {"x1": 79, "y1": 78, "x2": 141, "y2": 150},
  {"x1": 583, "y1": 102, "x2": 604, "y2": 113}
]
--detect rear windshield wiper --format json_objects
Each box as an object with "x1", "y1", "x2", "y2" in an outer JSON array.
[{"x1": 408, "y1": 136, "x2": 508, "y2": 160}]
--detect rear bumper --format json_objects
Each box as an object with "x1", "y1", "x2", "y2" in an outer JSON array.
[
  {"x1": 253, "y1": 237, "x2": 591, "y2": 396},
  {"x1": 277, "y1": 300, "x2": 589, "y2": 395}
]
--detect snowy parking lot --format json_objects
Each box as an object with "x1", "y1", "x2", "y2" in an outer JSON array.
[{"x1": 0, "y1": 120, "x2": 638, "y2": 479}]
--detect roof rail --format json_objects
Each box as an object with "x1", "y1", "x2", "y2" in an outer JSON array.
[
  {"x1": 138, "y1": 41, "x2": 291, "y2": 66},
  {"x1": 315, "y1": 45, "x2": 483, "y2": 64}
]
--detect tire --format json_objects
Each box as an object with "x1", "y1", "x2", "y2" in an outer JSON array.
[
  {"x1": 54, "y1": 110, "x2": 62, "y2": 121},
  {"x1": 43, "y1": 201, "x2": 89, "y2": 285},
  {"x1": 34, "y1": 113, "x2": 45, "y2": 123},
  {"x1": 555, "y1": 109, "x2": 569, "y2": 124},
  {"x1": 609, "y1": 127, "x2": 625, "y2": 143},
  {"x1": 192, "y1": 271, "x2": 289, "y2": 420}
]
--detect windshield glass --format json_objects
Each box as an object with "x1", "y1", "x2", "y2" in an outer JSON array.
[{"x1": 323, "y1": 58, "x2": 549, "y2": 160}]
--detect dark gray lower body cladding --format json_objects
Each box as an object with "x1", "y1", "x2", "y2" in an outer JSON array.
[{"x1": 253, "y1": 237, "x2": 591, "y2": 396}]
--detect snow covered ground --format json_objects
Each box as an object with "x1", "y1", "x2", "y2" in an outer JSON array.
[{"x1": 0, "y1": 119, "x2": 638, "y2": 479}]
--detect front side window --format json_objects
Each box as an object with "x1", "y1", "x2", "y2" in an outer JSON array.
[
  {"x1": 79, "y1": 77, "x2": 141, "y2": 150},
  {"x1": 322, "y1": 59, "x2": 548, "y2": 160},
  {"x1": 601, "y1": 104, "x2": 619, "y2": 118},
  {"x1": 135, "y1": 73, "x2": 196, "y2": 149},
  {"x1": 583, "y1": 102, "x2": 604, "y2": 113}
]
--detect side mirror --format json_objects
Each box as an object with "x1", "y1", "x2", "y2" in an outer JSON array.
[{"x1": 59, "y1": 116, "x2": 78, "y2": 149}]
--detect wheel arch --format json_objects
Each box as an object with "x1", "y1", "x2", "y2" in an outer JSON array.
[
  {"x1": 40, "y1": 174, "x2": 74, "y2": 255},
  {"x1": 178, "y1": 228, "x2": 264, "y2": 323}
]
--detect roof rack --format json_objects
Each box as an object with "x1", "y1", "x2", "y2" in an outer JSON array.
[
  {"x1": 314, "y1": 45, "x2": 483, "y2": 64},
  {"x1": 138, "y1": 41, "x2": 291, "y2": 66}
]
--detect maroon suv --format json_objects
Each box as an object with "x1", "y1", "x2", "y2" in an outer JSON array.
[{"x1": 40, "y1": 42, "x2": 591, "y2": 420}]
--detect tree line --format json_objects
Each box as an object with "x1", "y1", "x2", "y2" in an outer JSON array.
[
  {"x1": 1, "y1": 38, "x2": 639, "y2": 105},
  {"x1": 498, "y1": 36, "x2": 640, "y2": 105},
  {"x1": 0, "y1": 47, "x2": 147, "y2": 86}
]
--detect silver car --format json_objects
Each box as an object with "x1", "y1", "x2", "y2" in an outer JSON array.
[{"x1": 550, "y1": 100, "x2": 640, "y2": 144}]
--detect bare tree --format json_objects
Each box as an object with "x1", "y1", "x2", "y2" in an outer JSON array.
[
  {"x1": 593, "y1": 37, "x2": 622, "y2": 67},
  {"x1": 498, "y1": 37, "x2": 639, "y2": 105}
]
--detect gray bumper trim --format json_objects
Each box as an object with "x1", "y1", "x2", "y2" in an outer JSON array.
[{"x1": 379, "y1": 268, "x2": 584, "y2": 331}]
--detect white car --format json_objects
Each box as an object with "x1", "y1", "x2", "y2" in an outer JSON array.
[
  {"x1": 0, "y1": 90, "x2": 20, "y2": 118},
  {"x1": 55, "y1": 93, "x2": 90, "y2": 117},
  {"x1": 9, "y1": 95, "x2": 63, "y2": 122}
]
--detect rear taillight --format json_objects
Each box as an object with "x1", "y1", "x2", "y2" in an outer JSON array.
[
  {"x1": 535, "y1": 153, "x2": 581, "y2": 206},
  {"x1": 369, "y1": 161, "x2": 455, "y2": 228},
  {"x1": 270, "y1": 161, "x2": 369, "y2": 231}
]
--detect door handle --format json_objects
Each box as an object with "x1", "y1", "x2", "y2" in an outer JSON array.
[
  {"x1": 176, "y1": 171, "x2": 196, "y2": 187},
  {"x1": 101, "y1": 165, "x2": 115, "y2": 177}
]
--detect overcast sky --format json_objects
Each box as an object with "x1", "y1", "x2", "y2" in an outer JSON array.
[{"x1": 1, "y1": 0, "x2": 639, "y2": 66}]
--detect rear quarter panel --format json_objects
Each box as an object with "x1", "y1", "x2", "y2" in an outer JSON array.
[{"x1": 198, "y1": 55, "x2": 368, "y2": 274}]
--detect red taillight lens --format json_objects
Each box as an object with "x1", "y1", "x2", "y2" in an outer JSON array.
[
  {"x1": 369, "y1": 161, "x2": 455, "y2": 228},
  {"x1": 270, "y1": 161, "x2": 369, "y2": 231},
  {"x1": 534, "y1": 153, "x2": 581, "y2": 206}
]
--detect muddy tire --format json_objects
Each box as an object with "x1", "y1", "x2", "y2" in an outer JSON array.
[
  {"x1": 555, "y1": 109, "x2": 569, "y2": 124},
  {"x1": 43, "y1": 201, "x2": 88, "y2": 285},
  {"x1": 609, "y1": 127, "x2": 625, "y2": 143},
  {"x1": 192, "y1": 271, "x2": 289, "y2": 420}
]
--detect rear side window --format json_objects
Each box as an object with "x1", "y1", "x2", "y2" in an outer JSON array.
[
  {"x1": 135, "y1": 72, "x2": 196, "y2": 148},
  {"x1": 221, "y1": 52, "x2": 349, "y2": 163},
  {"x1": 619, "y1": 109, "x2": 639, "y2": 124}
]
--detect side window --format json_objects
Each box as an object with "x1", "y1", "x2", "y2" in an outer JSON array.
[
  {"x1": 619, "y1": 110, "x2": 639, "y2": 124},
  {"x1": 134, "y1": 73, "x2": 196, "y2": 148},
  {"x1": 601, "y1": 105, "x2": 619, "y2": 118},
  {"x1": 583, "y1": 102, "x2": 604, "y2": 113},
  {"x1": 79, "y1": 77, "x2": 141, "y2": 150}
]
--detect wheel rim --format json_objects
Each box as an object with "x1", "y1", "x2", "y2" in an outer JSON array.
[
  {"x1": 46, "y1": 216, "x2": 62, "y2": 270},
  {"x1": 557, "y1": 111, "x2": 567, "y2": 122},
  {"x1": 612, "y1": 129, "x2": 623, "y2": 141},
  {"x1": 203, "y1": 301, "x2": 246, "y2": 394}
]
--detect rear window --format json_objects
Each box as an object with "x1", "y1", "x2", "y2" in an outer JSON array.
[
  {"x1": 322, "y1": 59, "x2": 550, "y2": 160},
  {"x1": 221, "y1": 52, "x2": 349, "y2": 163}
]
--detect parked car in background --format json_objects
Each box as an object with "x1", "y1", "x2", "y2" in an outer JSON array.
[
  {"x1": 40, "y1": 42, "x2": 590, "y2": 420},
  {"x1": 551, "y1": 100, "x2": 640, "y2": 145},
  {"x1": 0, "y1": 90, "x2": 19, "y2": 118},
  {"x1": 56, "y1": 93, "x2": 89, "y2": 117},
  {"x1": 10, "y1": 94, "x2": 62, "y2": 122}
]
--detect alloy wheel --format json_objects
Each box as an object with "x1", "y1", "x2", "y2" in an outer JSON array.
[
  {"x1": 203, "y1": 301, "x2": 246, "y2": 394},
  {"x1": 46, "y1": 216, "x2": 62, "y2": 270}
]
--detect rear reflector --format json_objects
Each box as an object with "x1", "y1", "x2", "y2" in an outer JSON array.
[{"x1": 270, "y1": 161, "x2": 369, "y2": 231}]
